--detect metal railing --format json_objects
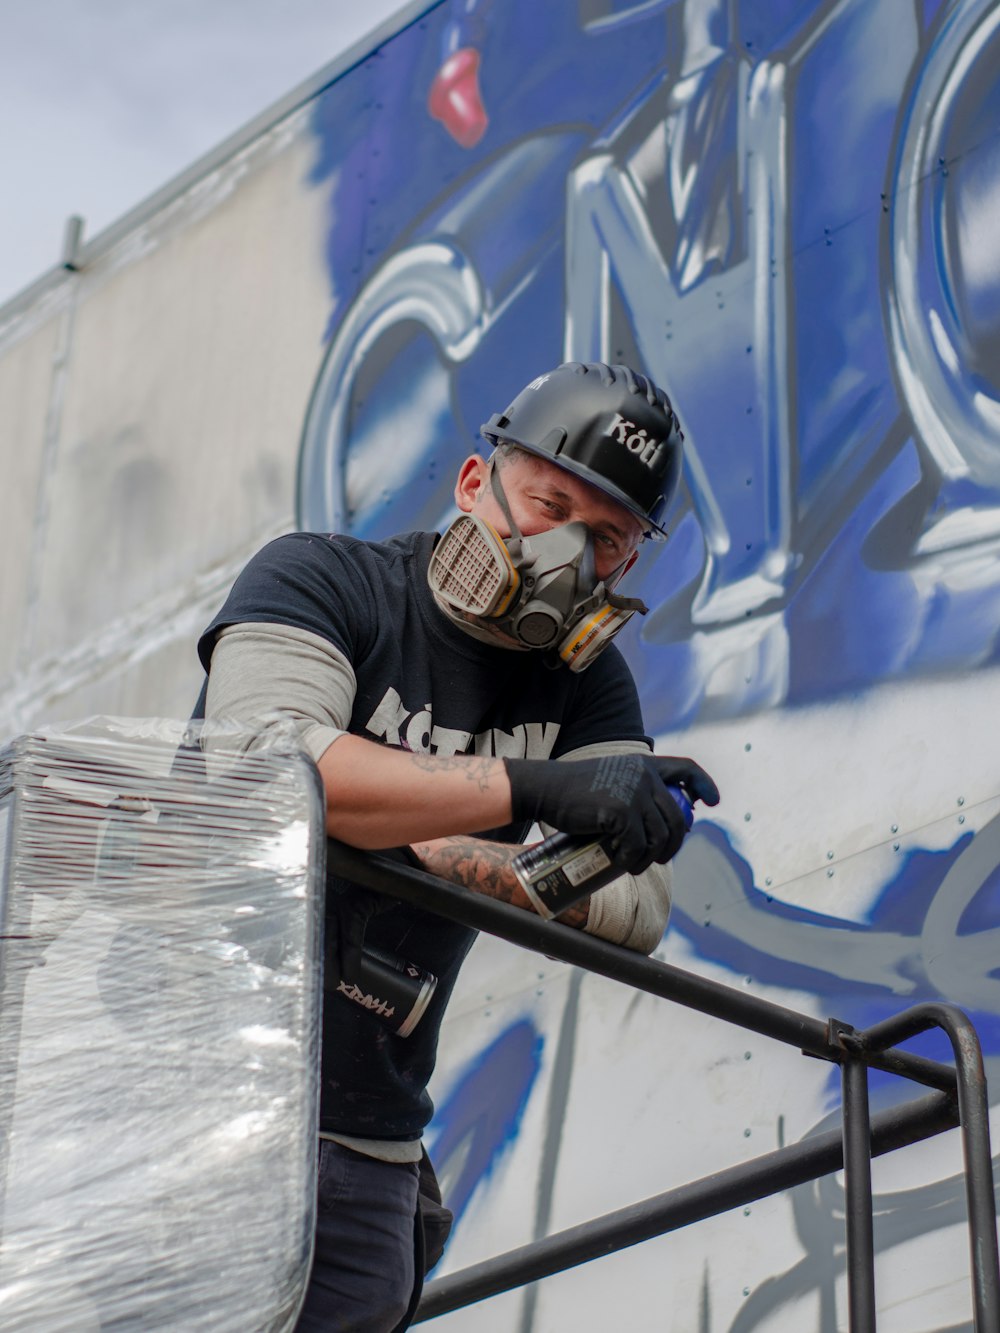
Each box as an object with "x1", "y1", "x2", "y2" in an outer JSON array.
[{"x1": 329, "y1": 843, "x2": 1000, "y2": 1332}]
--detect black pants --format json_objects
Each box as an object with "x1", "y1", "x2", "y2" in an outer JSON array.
[{"x1": 294, "y1": 1141, "x2": 451, "y2": 1333}]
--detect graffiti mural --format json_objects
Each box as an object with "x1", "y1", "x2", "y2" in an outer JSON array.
[
  {"x1": 297, "y1": 0, "x2": 1000, "y2": 1326},
  {"x1": 302, "y1": 0, "x2": 1000, "y2": 721}
]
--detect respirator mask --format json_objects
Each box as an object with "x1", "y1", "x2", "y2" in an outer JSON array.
[{"x1": 428, "y1": 460, "x2": 648, "y2": 671}]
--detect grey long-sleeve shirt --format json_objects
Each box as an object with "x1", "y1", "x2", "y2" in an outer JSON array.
[{"x1": 204, "y1": 622, "x2": 672, "y2": 954}]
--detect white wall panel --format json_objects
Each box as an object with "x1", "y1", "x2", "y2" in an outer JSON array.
[{"x1": 0, "y1": 117, "x2": 330, "y2": 736}]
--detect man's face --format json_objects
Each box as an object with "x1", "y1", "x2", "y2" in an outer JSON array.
[{"x1": 454, "y1": 449, "x2": 644, "y2": 584}]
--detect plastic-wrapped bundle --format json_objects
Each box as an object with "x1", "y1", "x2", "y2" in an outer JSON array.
[{"x1": 0, "y1": 718, "x2": 325, "y2": 1331}]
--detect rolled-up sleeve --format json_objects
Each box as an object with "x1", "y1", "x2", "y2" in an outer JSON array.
[{"x1": 203, "y1": 622, "x2": 356, "y2": 763}]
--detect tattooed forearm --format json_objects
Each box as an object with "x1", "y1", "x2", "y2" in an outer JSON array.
[
  {"x1": 413, "y1": 836, "x2": 519, "y2": 901},
  {"x1": 406, "y1": 753, "x2": 499, "y2": 792},
  {"x1": 410, "y1": 836, "x2": 590, "y2": 930}
]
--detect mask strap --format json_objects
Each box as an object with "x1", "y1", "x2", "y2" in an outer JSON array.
[
  {"x1": 603, "y1": 552, "x2": 647, "y2": 613},
  {"x1": 606, "y1": 588, "x2": 648, "y2": 614},
  {"x1": 487, "y1": 455, "x2": 525, "y2": 547}
]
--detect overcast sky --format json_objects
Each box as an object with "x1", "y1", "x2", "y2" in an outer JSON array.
[{"x1": 0, "y1": 0, "x2": 416, "y2": 308}]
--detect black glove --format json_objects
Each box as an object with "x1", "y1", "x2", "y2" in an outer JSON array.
[{"x1": 504, "y1": 753, "x2": 720, "y2": 876}]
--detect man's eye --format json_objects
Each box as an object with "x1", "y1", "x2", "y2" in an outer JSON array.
[{"x1": 595, "y1": 532, "x2": 617, "y2": 550}]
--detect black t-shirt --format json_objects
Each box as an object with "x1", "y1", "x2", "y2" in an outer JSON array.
[{"x1": 198, "y1": 530, "x2": 647, "y2": 1138}]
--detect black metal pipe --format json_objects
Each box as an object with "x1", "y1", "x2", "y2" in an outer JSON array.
[
  {"x1": 413, "y1": 1091, "x2": 957, "y2": 1322},
  {"x1": 859, "y1": 1003, "x2": 1000, "y2": 1333},
  {"x1": 841, "y1": 1052, "x2": 876, "y2": 1332},
  {"x1": 331, "y1": 845, "x2": 959, "y2": 1094}
]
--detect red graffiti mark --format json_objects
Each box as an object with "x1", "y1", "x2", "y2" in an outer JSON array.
[{"x1": 428, "y1": 47, "x2": 488, "y2": 149}]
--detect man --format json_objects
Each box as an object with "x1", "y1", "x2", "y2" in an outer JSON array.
[{"x1": 195, "y1": 361, "x2": 719, "y2": 1331}]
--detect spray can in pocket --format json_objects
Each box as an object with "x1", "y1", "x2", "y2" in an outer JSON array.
[{"x1": 334, "y1": 945, "x2": 437, "y2": 1039}]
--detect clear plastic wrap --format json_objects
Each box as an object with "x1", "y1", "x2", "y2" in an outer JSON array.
[{"x1": 0, "y1": 718, "x2": 325, "y2": 1331}]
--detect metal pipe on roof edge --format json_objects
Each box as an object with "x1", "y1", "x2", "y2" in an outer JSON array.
[{"x1": 0, "y1": 0, "x2": 440, "y2": 326}]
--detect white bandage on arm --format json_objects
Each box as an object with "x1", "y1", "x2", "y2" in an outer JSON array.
[
  {"x1": 204, "y1": 622, "x2": 357, "y2": 762},
  {"x1": 544, "y1": 740, "x2": 673, "y2": 955}
]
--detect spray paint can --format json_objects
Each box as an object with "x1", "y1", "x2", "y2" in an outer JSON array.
[
  {"x1": 334, "y1": 945, "x2": 437, "y2": 1038},
  {"x1": 512, "y1": 784, "x2": 693, "y2": 920}
]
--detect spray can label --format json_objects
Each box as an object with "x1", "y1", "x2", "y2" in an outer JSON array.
[
  {"x1": 512, "y1": 833, "x2": 616, "y2": 919},
  {"x1": 337, "y1": 946, "x2": 437, "y2": 1038}
]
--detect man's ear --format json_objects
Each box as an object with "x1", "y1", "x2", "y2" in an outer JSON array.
[{"x1": 454, "y1": 455, "x2": 488, "y2": 513}]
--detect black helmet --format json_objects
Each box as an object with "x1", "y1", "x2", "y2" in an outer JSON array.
[{"x1": 480, "y1": 362, "x2": 683, "y2": 539}]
